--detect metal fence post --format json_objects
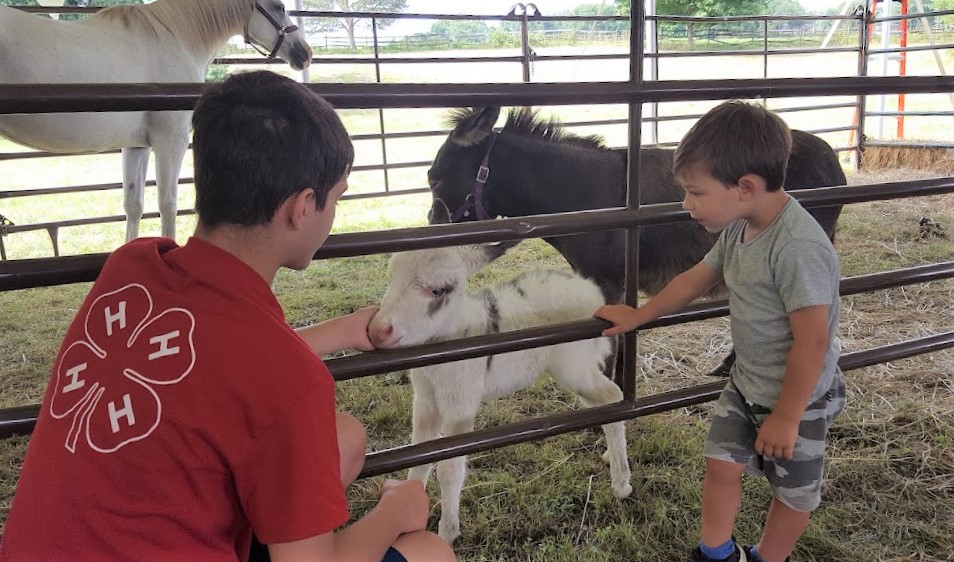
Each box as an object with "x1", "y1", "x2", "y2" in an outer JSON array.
[
  {"x1": 857, "y1": 4, "x2": 872, "y2": 169},
  {"x1": 763, "y1": 16, "x2": 770, "y2": 107},
  {"x1": 510, "y1": 3, "x2": 540, "y2": 82},
  {"x1": 622, "y1": 0, "x2": 646, "y2": 403},
  {"x1": 372, "y1": 16, "x2": 391, "y2": 193},
  {"x1": 0, "y1": 213, "x2": 10, "y2": 261},
  {"x1": 295, "y1": 0, "x2": 310, "y2": 83},
  {"x1": 646, "y1": 0, "x2": 659, "y2": 144}
]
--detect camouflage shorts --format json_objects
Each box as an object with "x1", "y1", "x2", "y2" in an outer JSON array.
[{"x1": 703, "y1": 374, "x2": 846, "y2": 512}]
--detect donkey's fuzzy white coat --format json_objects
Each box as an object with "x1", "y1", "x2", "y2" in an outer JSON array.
[{"x1": 369, "y1": 245, "x2": 633, "y2": 543}]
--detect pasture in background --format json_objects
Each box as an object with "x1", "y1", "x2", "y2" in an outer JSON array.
[{"x1": 2, "y1": 34, "x2": 954, "y2": 258}]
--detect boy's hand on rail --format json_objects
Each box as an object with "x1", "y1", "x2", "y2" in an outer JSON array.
[{"x1": 593, "y1": 304, "x2": 643, "y2": 337}]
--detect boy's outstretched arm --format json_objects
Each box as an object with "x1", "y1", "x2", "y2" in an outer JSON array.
[
  {"x1": 594, "y1": 261, "x2": 722, "y2": 336},
  {"x1": 296, "y1": 306, "x2": 380, "y2": 356},
  {"x1": 268, "y1": 479, "x2": 431, "y2": 562},
  {"x1": 755, "y1": 304, "x2": 831, "y2": 461}
]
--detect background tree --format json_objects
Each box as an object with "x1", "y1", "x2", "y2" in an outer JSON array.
[
  {"x1": 1, "y1": 0, "x2": 146, "y2": 19},
  {"x1": 766, "y1": 0, "x2": 808, "y2": 30},
  {"x1": 501, "y1": 3, "x2": 623, "y2": 36},
  {"x1": 302, "y1": 0, "x2": 408, "y2": 50},
  {"x1": 500, "y1": 11, "x2": 563, "y2": 33},
  {"x1": 0, "y1": 0, "x2": 50, "y2": 18},
  {"x1": 429, "y1": 19, "x2": 491, "y2": 39},
  {"x1": 926, "y1": 0, "x2": 954, "y2": 27},
  {"x1": 767, "y1": 0, "x2": 804, "y2": 15},
  {"x1": 615, "y1": 0, "x2": 770, "y2": 48},
  {"x1": 562, "y1": 3, "x2": 628, "y2": 33},
  {"x1": 59, "y1": 0, "x2": 144, "y2": 21}
]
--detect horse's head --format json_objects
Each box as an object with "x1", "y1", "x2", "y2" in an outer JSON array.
[
  {"x1": 244, "y1": 1, "x2": 312, "y2": 71},
  {"x1": 427, "y1": 106, "x2": 502, "y2": 225}
]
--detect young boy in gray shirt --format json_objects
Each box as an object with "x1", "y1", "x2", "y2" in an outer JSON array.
[{"x1": 595, "y1": 100, "x2": 845, "y2": 562}]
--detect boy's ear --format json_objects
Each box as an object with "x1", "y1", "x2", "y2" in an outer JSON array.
[
  {"x1": 283, "y1": 188, "x2": 316, "y2": 231},
  {"x1": 735, "y1": 174, "x2": 765, "y2": 199}
]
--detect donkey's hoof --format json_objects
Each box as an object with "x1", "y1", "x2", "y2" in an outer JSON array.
[
  {"x1": 614, "y1": 483, "x2": 634, "y2": 498},
  {"x1": 438, "y1": 519, "x2": 460, "y2": 544}
]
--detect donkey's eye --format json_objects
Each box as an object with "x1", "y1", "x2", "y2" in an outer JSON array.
[{"x1": 426, "y1": 286, "x2": 450, "y2": 298}]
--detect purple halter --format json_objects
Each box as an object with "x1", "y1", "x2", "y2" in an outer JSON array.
[
  {"x1": 243, "y1": 2, "x2": 299, "y2": 60},
  {"x1": 450, "y1": 133, "x2": 498, "y2": 222}
]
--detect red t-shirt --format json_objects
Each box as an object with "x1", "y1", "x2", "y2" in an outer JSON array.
[{"x1": 1, "y1": 238, "x2": 349, "y2": 561}]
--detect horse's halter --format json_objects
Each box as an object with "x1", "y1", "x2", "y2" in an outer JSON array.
[
  {"x1": 244, "y1": 2, "x2": 299, "y2": 60},
  {"x1": 450, "y1": 133, "x2": 498, "y2": 222}
]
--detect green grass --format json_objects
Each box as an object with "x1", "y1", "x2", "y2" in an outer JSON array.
[{"x1": 2, "y1": 188, "x2": 951, "y2": 561}]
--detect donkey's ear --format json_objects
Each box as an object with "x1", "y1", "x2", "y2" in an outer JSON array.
[
  {"x1": 449, "y1": 107, "x2": 501, "y2": 147},
  {"x1": 458, "y1": 240, "x2": 521, "y2": 275},
  {"x1": 484, "y1": 239, "x2": 521, "y2": 262}
]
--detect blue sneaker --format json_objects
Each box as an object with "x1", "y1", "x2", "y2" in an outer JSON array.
[
  {"x1": 690, "y1": 544, "x2": 747, "y2": 562},
  {"x1": 743, "y1": 546, "x2": 789, "y2": 562}
]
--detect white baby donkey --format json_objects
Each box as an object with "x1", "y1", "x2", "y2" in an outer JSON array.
[{"x1": 368, "y1": 244, "x2": 633, "y2": 543}]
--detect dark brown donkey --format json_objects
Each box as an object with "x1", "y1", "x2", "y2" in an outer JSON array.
[{"x1": 426, "y1": 107, "x2": 847, "y2": 376}]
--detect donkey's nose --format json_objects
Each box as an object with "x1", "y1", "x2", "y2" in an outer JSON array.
[{"x1": 368, "y1": 321, "x2": 396, "y2": 348}]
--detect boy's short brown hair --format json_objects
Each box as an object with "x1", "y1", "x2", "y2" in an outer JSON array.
[
  {"x1": 673, "y1": 100, "x2": 792, "y2": 192},
  {"x1": 192, "y1": 70, "x2": 354, "y2": 227}
]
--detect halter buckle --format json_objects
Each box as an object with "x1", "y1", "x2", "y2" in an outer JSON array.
[{"x1": 244, "y1": 2, "x2": 298, "y2": 60}]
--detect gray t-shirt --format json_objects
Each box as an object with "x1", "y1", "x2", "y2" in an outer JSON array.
[{"x1": 703, "y1": 197, "x2": 842, "y2": 408}]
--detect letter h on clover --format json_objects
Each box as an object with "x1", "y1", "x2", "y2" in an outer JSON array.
[{"x1": 49, "y1": 284, "x2": 196, "y2": 454}]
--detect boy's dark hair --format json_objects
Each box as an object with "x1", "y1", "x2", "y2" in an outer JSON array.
[
  {"x1": 673, "y1": 100, "x2": 792, "y2": 191},
  {"x1": 192, "y1": 70, "x2": 354, "y2": 227}
]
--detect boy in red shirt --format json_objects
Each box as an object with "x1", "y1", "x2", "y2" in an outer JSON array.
[{"x1": 1, "y1": 70, "x2": 456, "y2": 562}]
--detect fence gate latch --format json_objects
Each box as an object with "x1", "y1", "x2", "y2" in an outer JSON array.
[{"x1": 0, "y1": 213, "x2": 13, "y2": 237}]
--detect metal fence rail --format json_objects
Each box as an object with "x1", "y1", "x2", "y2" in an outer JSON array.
[
  {"x1": 4, "y1": 175, "x2": 954, "y2": 290},
  {"x1": 3, "y1": 262, "x2": 953, "y2": 443}
]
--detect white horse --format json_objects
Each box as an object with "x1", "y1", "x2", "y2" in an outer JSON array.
[{"x1": 0, "y1": 0, "x2": 312, "y2": 242}]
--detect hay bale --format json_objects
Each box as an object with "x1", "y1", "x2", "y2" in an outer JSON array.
[{"x1": 862, "y1": 142, "x2": 954, "y2": 175}]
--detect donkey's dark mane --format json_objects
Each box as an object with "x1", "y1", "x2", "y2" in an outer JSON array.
[{"x1": 448, "y1": 107, "x2": 609, "y2": 151}]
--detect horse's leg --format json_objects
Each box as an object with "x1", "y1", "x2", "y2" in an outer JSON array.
[
  {"x1": 152, "y1": 125, "x2": 189, "y2": 240},
  {"x1": 122, "y1": 147, "x2": 151, "y2": 242}
]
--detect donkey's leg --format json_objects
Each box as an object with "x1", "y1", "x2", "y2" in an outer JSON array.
[
  {"x1": 711, "y1": 349, "x2": 736, "y2": 377},
  {"x1": 551, "y1": 351, "x2": 633, "y2": 499},
  {"x1": 152, "y1": 119, "x2": 189, "y2": 240},
  {"x1": 122, "y1": 147, "x2": 151, "y2": 242},
  {"x1": 407, "y1": 371, "x2": 442, "y2": 486},
  {"x1": 435, "y1": 415, "x2": 476, "y2": 544}
]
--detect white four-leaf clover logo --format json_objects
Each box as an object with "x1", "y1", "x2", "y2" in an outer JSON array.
[{"x1": 49, "y1": 284, "x2": 196, "y2": 454}]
